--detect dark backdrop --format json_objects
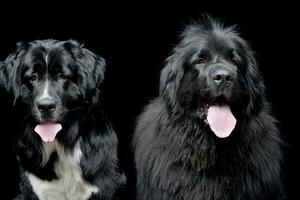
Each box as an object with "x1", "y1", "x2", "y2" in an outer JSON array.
[{"x1": 0, "y1": 2, "x2": 298, "y2": 199}]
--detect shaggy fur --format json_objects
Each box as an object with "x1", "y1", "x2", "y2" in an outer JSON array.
[
  {"x1": 0, "y1": 39, "x2": 125, "y2": 200},
  {"x1": 133, "y1": 17, "x2": 284, "y2": 200}
]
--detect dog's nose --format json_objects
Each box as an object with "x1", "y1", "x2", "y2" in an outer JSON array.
[
  {"x1": 211, "y1": 68, "x2": 236, "y2": 86},
  {"x1": 37, "y1": 98, "x2": 56, "y2": 114}
]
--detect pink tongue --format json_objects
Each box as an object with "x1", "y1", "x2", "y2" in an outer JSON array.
[
  {"x1": 34, "y1": 123, "x2": 62, "y2": 142},
  {"x1": 207, "y1": 105, "x2": 236, "y2": 138}
]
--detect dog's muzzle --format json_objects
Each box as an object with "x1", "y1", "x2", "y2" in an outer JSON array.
[
  {"x1": 36, "y1": 96, "x2": 57, "y2": 117},
  {"x1": 209, "y1": 64, "x2": 237, "y2": 88}
]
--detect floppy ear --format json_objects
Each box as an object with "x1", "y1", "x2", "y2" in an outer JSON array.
[
  {"x1": 244, "y1": 49, "x2": 266, "y2": 115},
  {"x1": 0, "y1": 42, "x2": 28, "y2": 104},
  {"x1": 64, "y1": 40, "x2": 106, "y2": 105},
  {"x1": 159, "y1": 52, "x2": 185, "y2": 112}
]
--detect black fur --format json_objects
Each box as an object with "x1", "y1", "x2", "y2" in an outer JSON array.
[
  {"x1": 0, "y1": 39, "x2": 126, "y2": 199},
  {"x1": 133, "y1": 17, "x2": 284, "y2": 200}
]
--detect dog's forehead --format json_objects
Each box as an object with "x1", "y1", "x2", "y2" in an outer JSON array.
[
  {"x1": 204, "y1": 33, "x2": 236, "y2": 54},
  {"x1": 183, "y1": 33, "x2": 237, "y2": 59},
  {"x1": 23, "y1": 44, "x2": 74, "y2": 69}
]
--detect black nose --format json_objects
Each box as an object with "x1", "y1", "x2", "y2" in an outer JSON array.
[
  {"x1": 37, "y1": 99, "x2": 56, "y2": 114},
  {"x1": 211, "y1": 68, "x2": 236, "y2": 86}
]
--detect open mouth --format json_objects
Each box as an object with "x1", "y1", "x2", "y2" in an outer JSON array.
[
  {"x1": 200, "y1": 96, "x2": 237, "y2": 138},
  {"x1": 34, "y1": 123, "x2": 62, "y2": 143}
]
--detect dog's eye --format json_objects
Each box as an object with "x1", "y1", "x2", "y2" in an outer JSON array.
[
  {"x1": 57, "y1": 73, "x2": 68, "y2": 81},
  {"x1": 195, "y1": 57, "x2": 206, "y2": 65},
  {"x1": 231, "y1": 58, "x2": 238, "y2": 65},
  {"x1": 29, "y1": 75, "x2": 38, "y2": 83},
  {"x1": 229, "y1": 49, "x2": 238, "y2": 64},
  {"x1": 231, "y1": 56, "x2": 239, "y2": 65},
  {"x1": 76, "y1": 53, "x2": 84, "y2": 59}
]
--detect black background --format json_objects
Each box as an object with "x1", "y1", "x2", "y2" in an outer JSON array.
[{"x1": 0, "y1": 2, "x2": 298, "y2": 199}]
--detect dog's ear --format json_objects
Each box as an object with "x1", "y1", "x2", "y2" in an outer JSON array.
[
  {"x1": 243, "y1": 47, "x2": 266, "y2": 115},
  {"x1": 159, "y1": 52, "x2": 185, "y2": 111},
  {"x1": 64, "y1": 40, "x2": 106, "y2": 105},
  {"x1": 0, "y1": 42, "x2": 28, "y2": 104}
]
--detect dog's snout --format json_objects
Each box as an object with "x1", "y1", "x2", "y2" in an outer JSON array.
[
  {"x1": 37, "y1": 98, "x2": 56, "y2": 114},
  {"x1": 211, "y1": 66, "x2": 236, "y2": 86}
]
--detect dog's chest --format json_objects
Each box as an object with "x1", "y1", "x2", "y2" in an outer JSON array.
[{"x1": 27, "y1": 141, "x2": 99, "y2": 200}]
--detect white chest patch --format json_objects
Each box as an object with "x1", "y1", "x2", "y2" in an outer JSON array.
[{"x1": 27, "y1": 140, "x2": 99, "y2": 200}]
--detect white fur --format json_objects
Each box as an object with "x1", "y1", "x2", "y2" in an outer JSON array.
[
  {"x1": 38, "y1": 54, "x2": 51, "y2": 101},
  {"x1": 45, "y1": 54, "x2": 49, "y2": 66},
  {"x1": 27, "y1": 140, "x2": 99, "y2": 200},
  {"x1": 39, "y1": 80, "x2": 51, "y2": 101}
]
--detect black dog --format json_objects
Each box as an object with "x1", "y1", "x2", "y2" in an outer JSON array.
[
  {"x1": 0, "y1": 39, "x2": 125, "y2": 200},
  {"x1": 133, "y1": 17, "x2": 284, "y2": 200}
]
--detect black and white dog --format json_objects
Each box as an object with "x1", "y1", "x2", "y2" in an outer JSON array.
[{"x1": 0, "y1": 39, "x2": 126, "y2": 200}]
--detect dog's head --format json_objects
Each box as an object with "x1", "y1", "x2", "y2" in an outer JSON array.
[
  {"x1": 0, "y1": 39, "x2": 105, "y2": 141},
  {"x1": 160, "y1": 17, "x2": 265, "y2": 138}
]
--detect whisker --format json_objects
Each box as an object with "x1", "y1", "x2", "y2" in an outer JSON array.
[
  {"x1": 66, "y1": 106, "x2": 85, "y2": 113},
  {"x1": 235, "y1": 89, "x2": 250, "y2": 95},
  {"x1": 22, "y1": 110, "x2": 33, "y2": 122},
  {"x1": 59, "y1": 106, "x2": 85, "y2": 118}
]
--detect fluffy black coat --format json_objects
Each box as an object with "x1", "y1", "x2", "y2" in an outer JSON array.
[
  {"x1": 0, "y1": 39, "x2": 125, "y2": 200},
  {"x1": 133, "y1": 17, "x2": 284, "y2": 200}
]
